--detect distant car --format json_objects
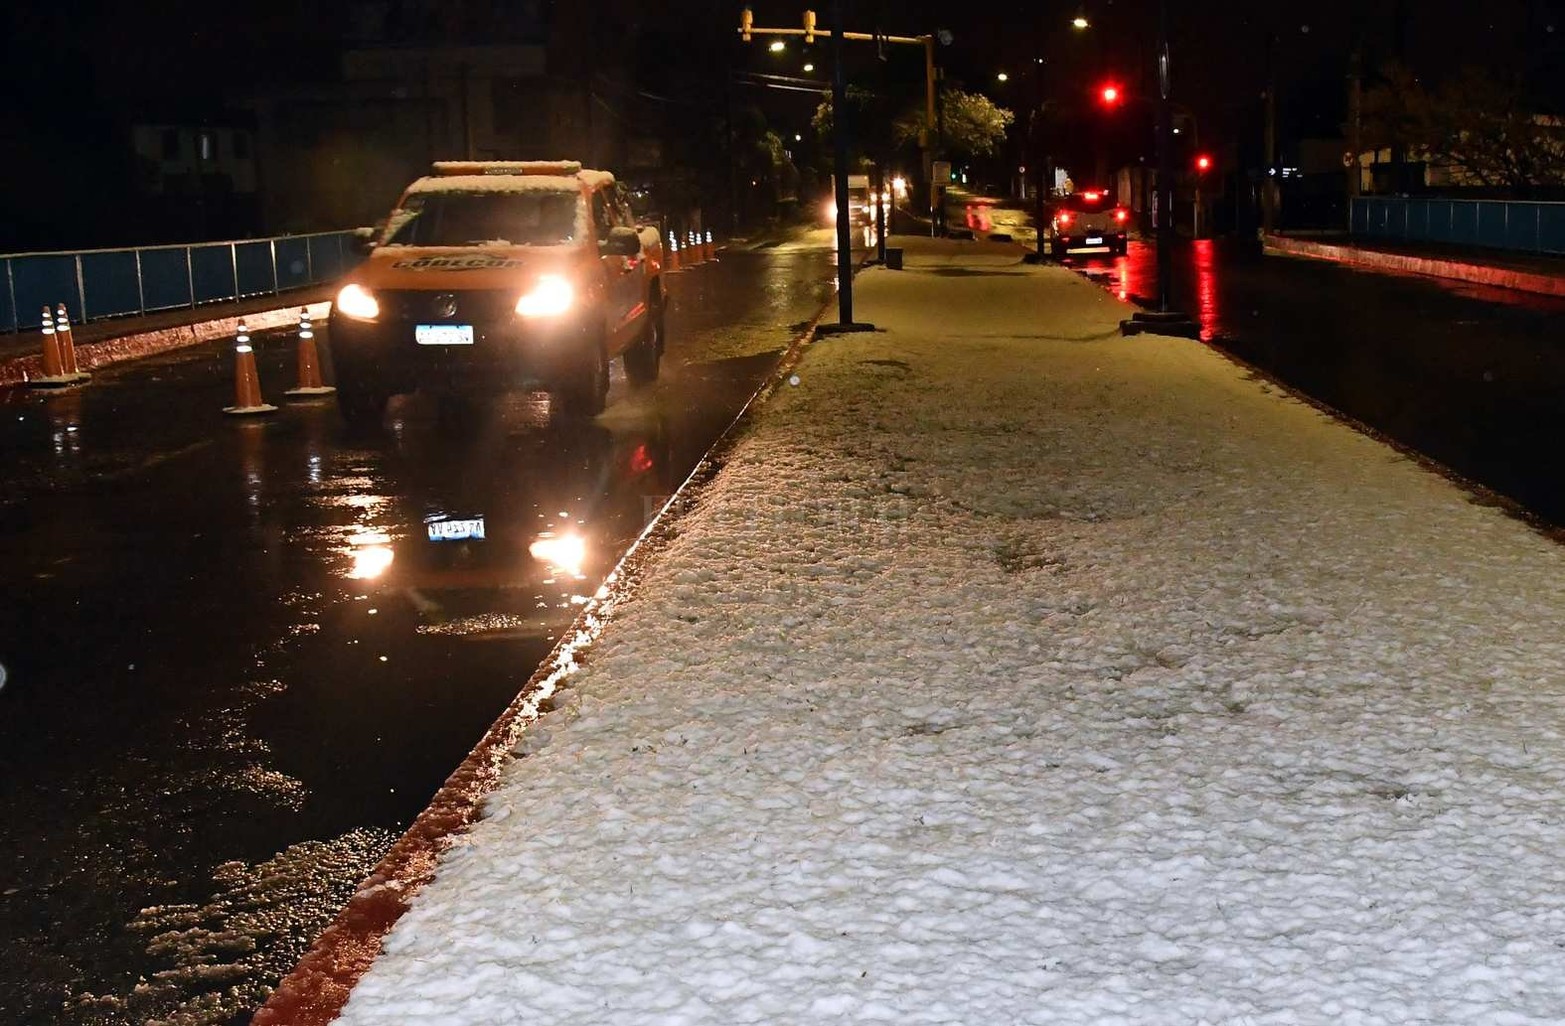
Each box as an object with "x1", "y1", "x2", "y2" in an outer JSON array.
[
  {"x1": 1049, "y1": 190, "x2": 1130, "y2": 257},
  {"x1": 327, "y1": 160, "x2": 667, "y2": 426}
]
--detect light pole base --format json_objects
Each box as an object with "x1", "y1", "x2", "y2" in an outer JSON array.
[
  {"x1": 1120, "y1": 310, "x2": 1200, "y2": 339},
  {"x1": 816, "y1": 322, "x2": 878, "y2": 337}
]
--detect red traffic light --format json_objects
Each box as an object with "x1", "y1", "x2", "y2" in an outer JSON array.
[
  {"x1": 1195, "y1": 154, "x2": 1213, "y2": 172},
  {"x1": 1099, "y1": 83, "x2": 1121, "y2": 105}
]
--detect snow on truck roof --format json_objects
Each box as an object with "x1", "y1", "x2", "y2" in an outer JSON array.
[
  {"x1": 433, "y1": 160, "x2": 582, "y2": 176},
  {"x1": 415, "y1": 160, "x2": 616, "y2": 194}
]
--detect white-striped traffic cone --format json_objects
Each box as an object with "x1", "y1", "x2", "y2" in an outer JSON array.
[
  {"x1": 26, "y1": 305, "x2": 89, "y2": 388},
  {"x1": 284, "y1": 308, "x2": 334, "y2": 398},
  {"x1": 223, "y1": 321, "x2": 278, "y2": 416}
]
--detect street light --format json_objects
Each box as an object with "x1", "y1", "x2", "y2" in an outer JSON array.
[
  {"x1": 1072, "y1": 15, "x2": 1090, "y2": 30},
  {"x1": 803, "y1": 62, "x2": 815, "y2": 72},
  {"x1": 996, "y1": 71, "x2": 1009, "y2": 82},
  {"x1": 768, "y1": 39, "x2": 786, "y2": 52}
]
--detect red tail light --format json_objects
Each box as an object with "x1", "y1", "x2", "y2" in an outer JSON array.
[
  {"x1": 1055, "y1": 212, "x2": 1073, "y2": 227},
  {"x1": 1082, "y1": 190, "x2": 1100, "y2": 201},
  {"x1": 1114, "y1": 208, "x2": 1128, "y2": 223}
]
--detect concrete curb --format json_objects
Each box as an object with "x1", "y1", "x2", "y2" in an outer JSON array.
[
  {"x1": 0, "y1": 301, "x2": 333, "y2": 388},
  {"x1": 1262, "y1": 234, "x2": 1565, "y2": 298},
  {"x1": 250, "y1": 301, "x2": 833, "y2": 1026}
]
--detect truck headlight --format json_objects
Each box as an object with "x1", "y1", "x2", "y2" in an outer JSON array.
[
  {"x1": 335, "y1": 283, "x2": 380, "y2": 320},
  {"x1": 515, "y1": 275, "x2": 575, "y2": 317}
]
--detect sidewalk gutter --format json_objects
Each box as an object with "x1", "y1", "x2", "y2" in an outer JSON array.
[
  {"x1": 0, "y1": 296, "x2": 333, "y2": 388},
  {"x1": 251, "y1": 299, "x2": 833, "y2": 1026},
  {"x1": 1262, "y1": 232, "x2": 1565, "y2": 297}
]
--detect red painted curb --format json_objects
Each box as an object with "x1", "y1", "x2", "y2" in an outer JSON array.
[
  {"x1": 0, "y1": 302, "x2": 333, "y2": 388},
  {"x1": 251, "y1": 303, "x2": 832, "y2": 1026},
  {"x1": 1262, "y1": 235, "x2": 1565, "y2": 298}
]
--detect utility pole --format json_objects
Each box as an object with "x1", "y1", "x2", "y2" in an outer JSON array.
[
  {"x1": 1262, "y1": 33, "x2": 1278, "y2": 235},
  {"x1": 1119, "y1": 0, "x2": 1196, "y2": 339},
  {"x1": 1346, "y1": 41, "x2": 1362, "y2": 233},
  {"x1": 1154, "y1": 8, "x2": 1173, "y2": 313},
  {"x1": 1027, "y1": 22, "x2": 1049, "y2": 263}
]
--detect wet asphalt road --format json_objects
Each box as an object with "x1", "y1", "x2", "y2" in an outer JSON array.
[
  {"x1": 1069, "y1": 238, "x2": 1565, "y2": 530},
  {"x1": 0, "y1": 243, "x2": 836, "y2": 1026}
]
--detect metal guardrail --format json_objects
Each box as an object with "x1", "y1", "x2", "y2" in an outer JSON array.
[
  {"x1": 1, "y1": 230, "x2": 357, "y2": 333},
  {"x1": 1352, "y1": 197, "x2": 1565, "y2": 257}
]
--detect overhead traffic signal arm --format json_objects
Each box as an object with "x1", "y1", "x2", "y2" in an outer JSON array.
[{"x1": 737, "y1": 7, "x2": 926, "y2": 47}]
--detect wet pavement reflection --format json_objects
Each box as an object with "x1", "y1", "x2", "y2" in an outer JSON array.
[
  {"x1": 1071, "y1": 238, "x2": 1565, "y2": 528},
  {"x1": 0, "y1": 245, "x2": 835, "y2": 1025}
]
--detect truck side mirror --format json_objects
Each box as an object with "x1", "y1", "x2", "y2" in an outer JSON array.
[{"x1": 600, "y1": 226, "x2": 641, "y2": 257}]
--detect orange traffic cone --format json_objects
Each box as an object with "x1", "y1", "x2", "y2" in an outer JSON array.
[
  {"x1": 27, "y1": 305, "x2": 86, "y2": 389},
  {"x1": 704, "y1": 230, "x2": 715, "y2": 261},
  {"x1": 284, "y1": 308, "x2": 334, "y2": 398},
  {"x1": 54, "y1": 303, "x2": 89, "y2": 380},
  {"x1": 666, "y1": 232, "x2": 681, "y2": 272},
  {"x1": 223, "y1": 320, "x2": 278, "y2": 416},
  {"x1": 687, "y1": 230, "x2": 705, "y2": 265}
]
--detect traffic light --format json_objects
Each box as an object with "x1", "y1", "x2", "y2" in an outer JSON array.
[
  {"x1": 1195, "y1": 154, "x2": 1212, "y2": 172},
  {"x1": 803, "y1": 9, "x2": 816, "y2": 44},
  {"x1": 1099, "y1": 82, "x2": 1121, "y2": 106},
  {"x1": 740, "y1": 6, "x2": 753, "y2": 41}
]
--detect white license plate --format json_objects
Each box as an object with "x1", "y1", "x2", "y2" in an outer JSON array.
[
  {"x1": 416, "y1": 324, "x2": 475, "y2": 346},
  {"x1": 427, "y1": 517, "x2": 485, "y2": 542},
  {"x1": 1086, "y1": 236, "x2": 1104, "y2": 245}
]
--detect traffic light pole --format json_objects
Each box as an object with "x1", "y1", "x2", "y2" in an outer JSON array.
[
  {"x1": 740, "y1": 6, "x2": 922, "y2": 330},
  {"x1": 829, "y1": 0, "x2": 855, "y2": 326}
]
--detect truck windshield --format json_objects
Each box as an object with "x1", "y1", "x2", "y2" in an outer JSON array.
[{"x1": 383, "y1": 191, "x2": 580, "y2": 246}]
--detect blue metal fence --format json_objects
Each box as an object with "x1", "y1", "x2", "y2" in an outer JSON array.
[
  {"x1": 1352, "y1": 197, "x2": 1565, "y2": 257},
  {"x1": 0, "y1": 230, "x2": 357, "y2": 333}
]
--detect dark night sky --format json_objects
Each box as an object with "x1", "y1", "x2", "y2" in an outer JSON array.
[{"x1": 0, "y1": 0, "x2": 1559, "y2": 245}]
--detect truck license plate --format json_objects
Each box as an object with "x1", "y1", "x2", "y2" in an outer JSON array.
[
  {"x1": 416, "y1": 324, "x2": 475, "y2": 346},
  {"x1": 427, "y1": 517, "x2": 486, "y2": 542}
]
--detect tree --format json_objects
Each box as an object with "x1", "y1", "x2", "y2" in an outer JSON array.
[
  {"x1": 812, "y1": 85, "x2": 901, "y2": 169},
  {"x1": 1363, "y1": 63, "x2": 1565, "y2": 194},
  {"x1": 815, "y1": 87, "x2": 1014, "y2": 165},
  {"x1": 896, "y1": 89, "x2": 1014, "y2": 160}
]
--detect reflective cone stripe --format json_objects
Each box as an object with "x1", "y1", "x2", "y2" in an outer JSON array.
[
  {"x1": 285, "y1": 308, "x2": 334, "y2": 397},
  {"x1": 39, "y1": 306, "x2": 65, "y2": 378},
  {"x1": 223, "y1": 321, "x2": 278, "y2": 415},
  {"x1": 55, "y1": 304, "x2": 80, "y2": 375}
]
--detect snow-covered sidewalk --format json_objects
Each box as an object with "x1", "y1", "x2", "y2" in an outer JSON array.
[{"x1": 333, "y1": 238, "x2": 1565, "y2": 1025}]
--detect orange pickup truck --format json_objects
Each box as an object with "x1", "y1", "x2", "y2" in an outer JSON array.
[{"x1": 327, "y1": 160, "x2": 667, "y2": 425}]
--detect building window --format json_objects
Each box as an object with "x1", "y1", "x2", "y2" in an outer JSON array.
[
  {"x1": 198, "y1": 131, "x2": 215, "y2": 162},
  {"x1": 161, "y1": 129, "x2": 180, "y2": 160}
]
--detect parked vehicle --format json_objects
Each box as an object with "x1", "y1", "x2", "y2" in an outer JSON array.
[{"x1": 1050, "y1": 189, "x2": 1130, "y2": 257}]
